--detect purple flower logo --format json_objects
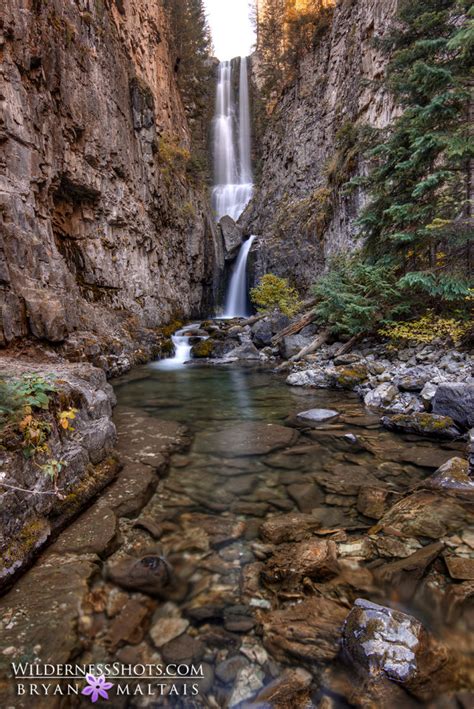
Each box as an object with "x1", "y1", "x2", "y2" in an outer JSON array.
[{"x1": 81, "y1": 674, "x2": 113, "y2": 703}]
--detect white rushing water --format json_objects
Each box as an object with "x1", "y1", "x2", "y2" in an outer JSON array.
[
  {"x1": 223, "y1": 235, "x2": 256, "y2": 317},
  {"x1": 212, "y1": 57, "x2": 253, "y2": 222},
  {"x1": 153, "y1": 325, "x2": 206, "y2": 369},
  {"x1": 212, "y1": 57, "x2": 256, "y2": 317}
]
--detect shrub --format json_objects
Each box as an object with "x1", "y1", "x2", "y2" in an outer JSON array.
[
  {"x1": 379, "y1": 311, "x2": 471, "y2": 347},
  {"x1": 250, "y1": 274, "x2": 302, "y2": 316},
  {"x1": 313, "y1": 254, "x2": 403, "y2": 337}
]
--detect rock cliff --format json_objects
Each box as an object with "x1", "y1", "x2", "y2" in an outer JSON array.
[
  {"x1": 243, "y1": 0, "x2": 399, "y2": 294},
  {"x1": 0, "y1": 0, "x2": 221, "y2": 365}
]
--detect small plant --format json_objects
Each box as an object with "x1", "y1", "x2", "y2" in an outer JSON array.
[
  {"x1": 251, "y1": 274, "x2": 302, "y2": 316},
  {"x1": 379, "y1": 311, "x2": 471, "y2": 347},
  {"x1": 58, "y1": 407, "x2": 78, "y2": 431},
  {"x1": 18, "y1": 414, "x2": 52, "y2": 459},
  {"x1": 0, "y1": 374, "x2": 56, "y2": 426}
]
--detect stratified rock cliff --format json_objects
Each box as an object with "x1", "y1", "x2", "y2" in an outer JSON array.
[
  {"x1": 0, "y1": 0, "x2": 221, "y2": 366},
  {"x1": 243, "y1": 0, "x2": 399, "y2": 294}
]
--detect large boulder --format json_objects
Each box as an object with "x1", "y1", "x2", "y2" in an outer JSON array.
[
  {"x1": 364, "y1": 382, "x2": 399, "y2": 409},
  {"x1": 381, "y1": 412, "x2": 461, "y2": 439},
  {"x1": 342, "y1": 599, "x2": 453, "y2": 700},
  {"x1": 433, "y1": 383, "x2": 474, "y2": 428},
  {"x1": 279, "y1": 334, "x2": 313, "y2": 359},
  {"x1": 219, "y1": 216, "x2": 243, "y2": 260}
]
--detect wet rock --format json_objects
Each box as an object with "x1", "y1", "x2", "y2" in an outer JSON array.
[
  {"x1": 296, "y1": 408, "x2": 340, "y2": 425},
  {"x1": 260, "y1": 512, "x2": 321, "y2": 544},
  {"x1": 98, "y1": 463, "x2": 155, "y2": 517},
  {"x1": 180, "y1": 512, "x2": 245, "y2": 547},
  {"x1": 356, "y1": 487, "x2": 389, "y2": 519},
  {"x1": 374, "y1": 490, "x2": 472, "y2": 539},
  {"x1": 287, "y1": 482, "x2": 324, "y2": 512},
  {"x1": 107, "y1": 597, "x2": 155, "y2": 652},
  {"x1": 231, "y1": 500, "x2": 269, "y2": 517},
  {"x1": 342, "y1": 599, "x2": 452, "y2": 700},
  {"x1": 229, "y1": 664, "x2": 265, "y2": 707},
  {"x1": 149, "y1": 616, "x2": 189, "y2": 647},
  {"x1": 259, "y1": 597, "x2": 347, "y2": 663},
  {"x1": 161, "y1": 633, "x2": 204, "y2": 664},
  {"x1": 314, "y1": 464, "x2": 380, "y2": 496},
  {"x1": 48, "y1": 505, "x2": 118, "y2": 556},
  {"x1": 424, "y1": 457, "x2": 474, "y2": 496},
  {"x1": 223, "y1": 605, "x2": 256, "y2": 632},
  {"x1": 194, "y1": 422, "x2": 298, "y2": 457},
  {"x1": 215, "y1": 655, "x2": 249, "y2": 684},
  {"x1": 433, "y1": 383, "x2": 474, "y2": 428},
  {"x1": 374, "y1": 541, "x2": 444, "y2": 583},
  {"x1": 262, "y1": 539, "x2": 339, "y2": 587},
  {"x1": 444, "y1": 556, "x2": 474, "y2": 581},
  {"x1": 105, "y1": 554, "x2": 171, "y2": 595},
  {"x1": 381, "y1": 413, "x2": 461, "y2": 439},
  {"x1": 191, "y1": 338, "x2": 214, "y2": 358},
  {"x1": 364, "y1": 383, "x2": 399, "y2": 409},
  {"x1": 253, "y1": 667, "x2": 313, "y2": 706},
  {"x1": 220, "y1": 215, "x2": 243, "y2": 260}
]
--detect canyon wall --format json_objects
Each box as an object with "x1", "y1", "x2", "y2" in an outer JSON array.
[
  {"x1": 244, "y1": 0, "x2": 399, "y2": 294},
  {"x1": 0, "y1": 0, "x2": 221, "y2": 368}
]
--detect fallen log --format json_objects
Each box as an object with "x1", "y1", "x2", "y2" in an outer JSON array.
[
  {"x1": 289, "y1": 328, "x2": 330, "y2": 362},
  {"x1": 271, "y1": 310, "x2": 315, "y2": 345},
  {"x1": 333, "y1": 334, "x2": 361, "y2": 358}
]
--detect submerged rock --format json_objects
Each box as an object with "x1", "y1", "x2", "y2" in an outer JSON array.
[
  {"x1": 105, "y1": 554, "x2": 171, "y2": 595},
  {"x1": 253, "y1": 668, "x2": 313, "y2": 707},
  {"x1": 261, "y1": 539, "x2": 339, "y2": 587},
  {"x1": 259, "y1": 597, "x2": 347, "y2": 663},
  {"x1": 260, "y1": 512, "x2": 321, "y2": 544},
  {"x1": 194, "y1": 422, "x2": 298, "y2": 457},
  {"x1": 381, "y1": 412, "x2": 461, "y2": 439}
]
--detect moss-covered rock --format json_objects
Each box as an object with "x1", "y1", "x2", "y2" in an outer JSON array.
[
  {"x1": 333, "y1": 364, "x2": 368, "y2": 389},
  {"x1": 191, "y1": 338, "x2": 215, "y2": 358},
  {"x1": 157, "y1": 319, "x2": 184, "y2": 338},
  {"x1": 381, "y1": 413, "x2": 461, "y2": 440}
]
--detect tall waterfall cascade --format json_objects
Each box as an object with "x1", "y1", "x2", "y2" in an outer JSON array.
[
  {"x1": 212, "y1": 58, "x2": 253, "y2": 221},
  {"x1": 212, "y1": 57, "x2": 255, "y2": 318}
]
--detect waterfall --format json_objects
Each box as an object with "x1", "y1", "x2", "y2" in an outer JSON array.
[
  {"x1": 212, "y1": 58, "x2": 253, "y2": 222},
  {"x1": 153, "y1": 325, "x2": 206, "y2": 369},
  {"x1": 212, "y1": 57, "x2": 255, "y2": 317},
  {"x1": 223, "y1": 235, "x2": 256, "y2": 317}
]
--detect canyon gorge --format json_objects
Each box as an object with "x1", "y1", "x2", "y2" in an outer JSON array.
[{"x1": 0, "y1": 1, "x2": 472, "y2": 708}]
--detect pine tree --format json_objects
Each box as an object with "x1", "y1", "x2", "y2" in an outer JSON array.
[{"x1": 357, "y1": 0, "x2": 474, "y2": 306}]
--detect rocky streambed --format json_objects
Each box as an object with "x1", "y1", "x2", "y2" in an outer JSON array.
[{"x1": 0, "y1": 358, "x2": 472, "y2": 708}]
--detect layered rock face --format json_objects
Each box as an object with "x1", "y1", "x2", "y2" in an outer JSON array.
[
  {"x1": 0, "y1": 0, "x2": 220, "y2": 355},
  {"x1": 243, "y1": 0, "x2": 398, "y2": 293}
]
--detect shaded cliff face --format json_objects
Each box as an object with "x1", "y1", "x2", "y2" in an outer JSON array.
[
  {"x1": 0, "y1": 0, "x2": 221, "y2": 361},
  {"x1": 243, "y1": 0, "x2": 398, "y2": 294}
]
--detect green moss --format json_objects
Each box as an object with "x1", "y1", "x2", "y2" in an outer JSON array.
[
  {"x1": 157, "y1": 320, "x2": 184, "y2": 338},
  {"x1": 334, "y1": 365, "x2": 367, "y2": 389},
  {"x1": 0, "y1": 518, "x2": 50, "y2": 572},
  {"x1": 392, "y1": 412, "x2": 455, "y2": 433},
  {"x1": 191, "y1": 339, "x2": 215, "y2": 358}
]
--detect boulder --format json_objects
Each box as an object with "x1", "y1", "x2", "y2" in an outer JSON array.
[
  {"x1": 342, "y1": 598, "x2": 452, "y2": 700},
  {"x1": 421, "y1": 381, "x2": 438, "y2": 409},
  {"x1": 219, "y1": 215, "x2": 243, "y2": 260},
  {"x1": 423, "y1": 457, "x2": 474, "y2": 496},
  {"x1": 251, "y1": 318, "x2": 273, "y2": 347},
  {"x1": 296, "y1": 408, "x2": 340, "y2": 425},
  {"x1": 279, "y1": 334, "x2": 313, "y2": 359},
  {"x1": 433, "y1": 382, "x2": 474, "y2": 428},
  {"x1": 191, "y1": 338, "x2": 214, "y2": 358},
  {"x1": 225, "y1": 341, "x2": 261, "y2": 360},
  {"x1": 332, "y1": 364, "x2": 368, "y2": 389},
  {"x1": 381, "y1": 412, "x2": 461, "y2": 439},
  {"x1": 286, "y1": 368, "x2": 334, "y2": 388},
  {"x1": 364, "y1": 382, "x2": 399, "y2": 409}
]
